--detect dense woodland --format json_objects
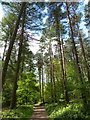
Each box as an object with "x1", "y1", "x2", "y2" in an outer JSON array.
[{"x1": 0, "y1": 1, "x2": 90, "y2": 120}]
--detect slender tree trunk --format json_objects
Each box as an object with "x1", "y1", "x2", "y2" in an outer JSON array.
[
  {"x1": 21, "y1": 61, "x2": 24, "y2": 73},
  {"x1": 53, "y1": 7, "x2": 69, "y2": 104},
  {"x1": 61, "y1": 37, "x2": 69, "y2": 104},
  {"x1": 2, "y1": 3, "x2": 26, "y2": 86},
  {"x1": 2, "y1": 38, "x2": 8, "y2": 62},
  {"x1": 10, "y1": 6, "x2": 26, "y2": 109},
  {"x1": 72, "y1": 9, "x2": 90, "y2": 83},
  {"x1": 49, "y1": 44, "x2": 54, "y2": 102},
  {"x1": 55, "y1": 76, "x2": 59, "y2": 101},
  {"x1": 76, "y1": 24, "x2": 90, "y2": 83},
  {"x1": 52, "y1": 63, "x2": 57, "y2": 102},
  {"x1": 46, "y1": 69, "x2": 49, "y2": 83},
  {"x1": 41, "y1": 64, "x2": 44, "y2": 103},
  {"x1": 58, "y1": 36, "x2": 69, "y2": 104},
  {"x1": 38, "y1": 67, "x2": 42, "y2": 101},
  {"x1": 65, "y1": 1, "x2": 87, "y2": 106}
]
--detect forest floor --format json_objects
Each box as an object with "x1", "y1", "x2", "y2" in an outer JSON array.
[{"x1": 29, "y1": 104, "x2": 52, "y2": 120}]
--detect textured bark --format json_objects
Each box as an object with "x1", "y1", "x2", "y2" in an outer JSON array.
[
  {"x1": 2, "y1": 38, "x2": 8, "y2": 62},
  {"x1": 66, "y1": 1, "x2": 87, "y2": 106},
  {"x1": 38, "y1": 67, "x2": 42, "y2": 101},
  {"x1": 61, "y1": 37, "x2": 69, "y2": 104},
  {"x1": 46, "y1": 69, "x2": 50, "y2": 83},
  {"x1": 76, "y1": 23, "x2": 90, "y2": 83},
  {"x1": 52, "y1": 63, "x2": 57, "y2": 102},
  {"x1": 41, "y1": 64, "x2": 44, "y2": 103},
  {"x1": 2, "y1": 3, "x2": 26, "y2": 86},
  {"x1": 49, "y1": 44, "x2": 54, "y2": 102},
  {"x1": 58, "y1": 37, "x2": 69, "y2": 104},
  {"x1": 54, "y1": 6, "x2": 69, "y2": 104},
  {"x1": 21, "y1": 61, "x2": 24, "y2": 73},
  {"x1": 72, "y1": 9, "x2": 90, "y2": 83},
  {"x1": 10, "y1": 6, "x2": 26, "y2": 109}
]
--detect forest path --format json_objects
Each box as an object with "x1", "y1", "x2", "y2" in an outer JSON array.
[{"x1": 29, "y1": 104, "x2": 51, "y2": 120}]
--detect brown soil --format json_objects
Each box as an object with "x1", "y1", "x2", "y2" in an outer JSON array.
[{"x1": 29, "y1": 104, "x2": 52, "y2": 120}]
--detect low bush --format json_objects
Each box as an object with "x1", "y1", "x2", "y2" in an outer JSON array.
[
  {"x1": 45, "y1": 103, "x2": 90, "y2": 120},
  {"x1": 2, "y1": 105, "x2": 34, "y2": 119}
]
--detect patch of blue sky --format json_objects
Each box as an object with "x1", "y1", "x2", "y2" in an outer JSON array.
[
  {"x1": 0, "y1": 3, "x2": 4, "y2": 21},
  {"x1": 0, "y1": 0, "x2": 89, "y2": 54},
  {"x1": 78, "y1": 1, "x2": 88, "y2": 37}
]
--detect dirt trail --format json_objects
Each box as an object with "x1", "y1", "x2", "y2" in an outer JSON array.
[{"x1": 29, "y1": 104, "x2": 51, "y2": 120}]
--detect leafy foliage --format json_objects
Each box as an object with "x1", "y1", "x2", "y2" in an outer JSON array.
[
  {"x1": 2, "y1": 105, "x2": 33, "y2": 119},
  {"x1": 1, "y1": 1, "x2": 90, "y2": 119},
  {"x1": 17, "y1": 72, "x2": 40, "y2": 105},
  {"x1": 45, "y1": 103, "x2": 90, "y2": 120}
]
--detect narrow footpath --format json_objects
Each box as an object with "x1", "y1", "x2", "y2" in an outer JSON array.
[{"x1": 29, "y1": 104, "x2": 52, "y2": 120}]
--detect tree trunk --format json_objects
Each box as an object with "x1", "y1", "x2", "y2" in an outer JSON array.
[
  {"x1": 2, "y1": 2, "x2": 26, "y2": 87},
  {"x1": 49, "y1": 44, "x2": 54, "y2": 102},
  {"x1": 46, "y1": 69, "x2": 50, "y2": 83},
  {"x1": 2, "y1": 38, "x2": 8, "y2": 62},
  {"x1": 21, "y1": 61, "x2": 24, "y2": 73},
  {"x1": 41, "y1": 64, "x2": 44, "y2": 103},
  {"x1": 61, "y1": 37, "x2": 69, "y2": 104},
  {"x1": 38, "y1": 67, "x2": 42, "y2": 101},
  {"x1": 65, "y1": 1, "x2": 87, "y2": 106},
  {"x1": 53, "y1": 6, "x2": 69, "y2": 104},
  {"x1": 10, "y1": 6, "x2": 26, "y2": 109},
  {"x1": 52, "y1": 63, "x2": 57, "y2": 102},
  {"x1": 76, "y1": 23, "x2": 90, "y2": 83},
  {"x1": 71, "y1": 9, "x2": 90, "y2": 83},
  {"x1": 58, "y1": 36, "x2": 69, "y2": 104}
]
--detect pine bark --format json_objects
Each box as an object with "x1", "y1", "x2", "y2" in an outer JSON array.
[
  {"x1": 2, "y1": 38, "x2": 8, "y2": 62},
  {"x1": 38, "y1": 67, "x2": 42, "y2": 101},
  {"x1": 61, "y1": 37, "x2": 69, "y2": 104},
  {"x1": 72, "y1": 9, "x2": 90, "y2": 83},
  {"x1": 49, "y1": 44, "x2": 54, "y2": 102},
  {"x1": 10, "y1": 6, "x2": 26, "y2": 109},
  {"x1": 58, "y1": 37, "x2": 69, "y2": 104},
  {"x1": 54, "y1": 6, "x2": 69, "y2": 104},
  {"x1": 52, "y1": 63, "x2": 57, "y2": 102},
  {"x1": 41, "y1": 64, "x2": 44, "y2": 103},
  {"x1": 65, "y1": 1, "x2": 87, "y2": 106},
  {"x1": 76, "y1": 23, "x2": 90, "y2": 83},
  {"x1": 2, "y1": 3, "x2": 26, "y2": 86}
]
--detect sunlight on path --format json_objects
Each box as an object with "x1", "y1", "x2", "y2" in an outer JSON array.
[{"x1": 29, "y1": 104, "x2": 52, "y2": 120}]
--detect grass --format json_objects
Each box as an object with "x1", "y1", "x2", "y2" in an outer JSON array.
[
  {"x1": 45, "y1": 103, "x2": 90, "y2": 120},
  {"x1": 2, "y1": 105, "x2": 34, "y2": 119}
]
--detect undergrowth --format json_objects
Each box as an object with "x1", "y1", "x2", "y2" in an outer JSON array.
[
  {"x1": 2, "y1": 105, "x2": 34, "y2": 119},
  {"x1": 45, "y1": 103, "x2": 90, "y2": 120}
]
